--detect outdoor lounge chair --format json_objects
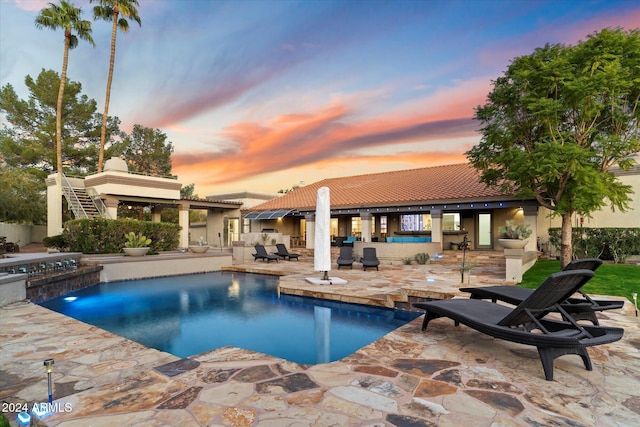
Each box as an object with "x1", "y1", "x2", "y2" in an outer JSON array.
[
  {"x1": 253, "y1": 244, "x2": 279, "y2": 262},
  {"x1": 460, "y1": 258, "x2": 623, "y2": 325},
  {"x1": 274, "y1": 243, "x2": 300, "y2": 261},
  {"x1": 360, "y1": 247, "x2": 380, "y2": 270},
  {"x1": 342, "y1": 236, "x2": 357, "y2": 247},
  {"x1": 337, "y1": 246, "x2": 354, "y2": 269},
  {"x1": 413, "y1": 269, "x2": 624, "y2": 381}
]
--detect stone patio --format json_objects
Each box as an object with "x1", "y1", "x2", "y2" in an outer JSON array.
[{"x1": 1, "y1": 251, "x2": 639, "y2": 426}]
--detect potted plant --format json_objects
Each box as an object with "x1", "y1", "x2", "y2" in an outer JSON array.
[
  {"x1": 498, "y1": 220, "x2": 532, "y2": 249},
  {"x1": 123, "y1": 232, "x2": 152, "y2": 256}
]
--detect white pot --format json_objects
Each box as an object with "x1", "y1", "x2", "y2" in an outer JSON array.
[
  {"x1": 189, "y1": 245, "x2": 210, "y2": 253},
  {"x1": 498, "y1": 239, "x2": 528, "y2": 249},
  {"x1": 123, "y1": 247, "x2": 150, "y2": 256}
]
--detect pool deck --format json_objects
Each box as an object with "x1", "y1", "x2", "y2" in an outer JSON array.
[{"x1": 1, "y1": 248, "x2": 639, "y2": 426}]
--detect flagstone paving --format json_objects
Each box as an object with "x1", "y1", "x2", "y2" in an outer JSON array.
[{"x1": 1, "y1": 255, "x2": 639, "y2": 427}]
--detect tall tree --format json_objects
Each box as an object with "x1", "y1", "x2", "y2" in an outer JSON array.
[
  {"x1": 0, "y1": 167, "x2": 47, "y2": 225},
  {"x1": 35, "y1": 0, "x2": 94, "y2": 174},
  {"x1": 467, "y1": 28, "x2": 640, "y2": 268},
  {"x1": 0, "y1": 69, "x2": 121, "y2": 175},
  {"x1": 119, "y1": 124, "x2": 174, "y2": 176},
  {"x1": 91, "y1": 0, "x2": 141, "y2": 173}
]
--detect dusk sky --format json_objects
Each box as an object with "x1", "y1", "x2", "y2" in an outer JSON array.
[{"x1": 1, "y1": 0, "x2": 639, "y2": 196}]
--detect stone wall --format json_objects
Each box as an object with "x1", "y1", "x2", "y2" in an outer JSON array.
[{"x1": 27, "y1": 266, "x2": 103, "y2": 303}]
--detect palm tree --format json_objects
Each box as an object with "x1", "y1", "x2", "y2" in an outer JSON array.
[
  {"x1": 91, "y1": 0, "x2": 141, "y2": 173},
  {"x1": 35, "y1": 1, "x2": 94, "y2": 174}
]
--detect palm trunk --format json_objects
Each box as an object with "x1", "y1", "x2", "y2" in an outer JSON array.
[
  {"x1": 98, "y1": 12, "x2": 119, "y2": 173},
  {"x1": 560, "y1": 212, "x2": 573, "y2": 269},
  {"x1": 56, "y1": 34, "x2": 70, "y2": 173}
]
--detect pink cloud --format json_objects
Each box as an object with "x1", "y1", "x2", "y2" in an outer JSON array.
[{"x1": 171, "y1": 82, "x2": 483, "y2": 187}]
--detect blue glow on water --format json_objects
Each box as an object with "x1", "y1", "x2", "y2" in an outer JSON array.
[{"x1": 40, "y1": 272, "x2": 419, "y2": 364}]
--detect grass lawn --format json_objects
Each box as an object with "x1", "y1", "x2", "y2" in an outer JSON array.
[{"x1": 520, "y1": 259, "x2": 640, "y2": 302}]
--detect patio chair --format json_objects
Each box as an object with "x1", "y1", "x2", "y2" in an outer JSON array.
[
  {"x1": 360, "y1": 247, "x2": 380, "y2": 271},
  {"x1": 274, "y1": 243, "x2": 299, "y2": 261},
  {"x1": 337, "y1": 246, "x2": 354, "y2": 269},
  {"x1": 253, "y1": 244, "x2": 279, "y2": 262},
  {"x1": 460, "y1": 258, "x2": 623, "y2": 325},
  {"x1": 413, "y1": 269, "x2": 624, "y2": 381},
  {"x1": 343, "y1": 236, "x2": 357, "y2": 247}
]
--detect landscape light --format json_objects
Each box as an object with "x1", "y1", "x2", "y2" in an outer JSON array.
[
  {"x1": 632, "y1": 293, "x2": 638, "y2": 317},
  {"x1": 17, "y1": 411, "x2": 31, "y2": 425},
  {"x1": 44, "y1": 358, "x2": 54, "y2": 403}
]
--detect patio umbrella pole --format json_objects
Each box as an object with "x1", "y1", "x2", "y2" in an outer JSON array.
[{"x1": 322, "y1": 270, "x2": 329, "y2": 281}]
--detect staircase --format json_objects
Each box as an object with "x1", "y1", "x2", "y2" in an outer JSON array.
[{"x1": 61, "y1": 174, "x2": 109, "y2": 219}]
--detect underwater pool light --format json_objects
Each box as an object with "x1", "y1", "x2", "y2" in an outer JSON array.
[{"x1": 64, "y1": 296, "x2": 77, "y2": 302}]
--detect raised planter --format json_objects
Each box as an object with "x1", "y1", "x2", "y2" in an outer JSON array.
[
  {"x1": 189, "y1": 245, "x2": 210, "y2": 253},
  {"x1": 499, "y1": 239, "x2": 528, "y2": 249},
  {"x1": 123, "y1": 247, "x2": 150, "y2": 257}
]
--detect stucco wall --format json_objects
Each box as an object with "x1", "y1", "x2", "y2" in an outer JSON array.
[{"x1": 0, "y1": 223, "x2": 47, "y2": 245}]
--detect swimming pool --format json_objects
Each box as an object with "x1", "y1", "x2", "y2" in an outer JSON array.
[{"x1": 40, "y1": 272, "x2": 420, "y2": 364}]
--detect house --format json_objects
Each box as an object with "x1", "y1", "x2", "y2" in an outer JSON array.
[
  {"x1": 242, "y1": 163, "x2": 541, "y2": 253},
  {"x1": 46, "y1": 157, "x2": 243, "y2": 248}
]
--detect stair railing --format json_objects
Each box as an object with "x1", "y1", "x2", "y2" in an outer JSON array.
[
  {"x1": 85, "y1": 187, "x2": 112, "y2": 219},
  {"x1": 61, "y1": 173, "x2": 89, "y2": 219}
]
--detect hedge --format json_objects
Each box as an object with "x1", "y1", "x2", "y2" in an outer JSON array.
[
  {"x1": 548, "y1": 227, "x2": 640, "y2": 263},
  {"x1": 48, "y1": 218, "x2": 181, "y2": 254}
]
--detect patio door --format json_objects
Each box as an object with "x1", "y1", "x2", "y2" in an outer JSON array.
[{"x1": 477, "y1": 213, "x2": 492, "y2": 249}]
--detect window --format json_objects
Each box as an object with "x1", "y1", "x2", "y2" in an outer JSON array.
[
  {"x1": 400, "y1": 214, "x2": 432, "y2": 231},
  {"x1": 379, "y1": 216, "x2": 387, "y2": 234},
  {"x1": 351, "y1": 217, "x2": 362, "y2": 237},
  {"x1": 442, "y1": 213, "x2": 460, "y2": 230}
]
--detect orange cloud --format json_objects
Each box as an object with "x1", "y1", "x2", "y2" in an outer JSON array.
[{"x1": 172, "y1": 89, "x2": 481, "y2": 189}]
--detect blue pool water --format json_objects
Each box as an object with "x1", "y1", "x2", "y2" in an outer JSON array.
[{"x1": 40, "y1": 272, "x2": 420, "y2": 364}]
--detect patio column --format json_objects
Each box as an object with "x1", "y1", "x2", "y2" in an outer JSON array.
[
  {"x1": 151, "y1": 205, "x2": 162, "y2": 222},
  {"x1": 178, "y1": 202, "x2": 190, "y2": 248},
  {"x1": 431, "y1": 209, "x2": 442, "y2": 245},
  {"x1": 103, "y1": 197, "x2": 119, "y2": 219},
  {"x1": 360, "y1": 212, "x2": 372, "y2": 242},
  {"x1": 305, "y1": 214, "x2": 315, "y2": 249},
  {"x1": 524, "y1": 205, "x2": 538, "y2": 252},
  {"x1": 45, "y1": 173, "x2": 63, "y2": 237}
]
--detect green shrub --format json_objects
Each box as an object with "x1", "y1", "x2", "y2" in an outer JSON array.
[
  {"x1": 414, "y1": 252, "x2": 430, "y2": 265},
  {"x1": 402, "y1": 257, "x2": 414, "y2": 265},
  {"x1": 43, "y1": 234, "x2": 68, "y2": 251},
  {"x1": 62, "y1": 219, "x2": 180, "y2": 254},
  {"x1": 549, "y1": 227, "x2": 640, "y2": 263},
  {"x1": 0, "y1": 413, "x2": 10, "y2": 427}
]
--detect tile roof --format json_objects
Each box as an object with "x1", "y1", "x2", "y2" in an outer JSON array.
[{"x1": 248, "y1": 163, "x2": 512, "y2": 212}]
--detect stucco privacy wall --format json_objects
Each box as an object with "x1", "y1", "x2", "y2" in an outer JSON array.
[{"x1": 0, "y1": 223, "x2": 46, "y2": 245}]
